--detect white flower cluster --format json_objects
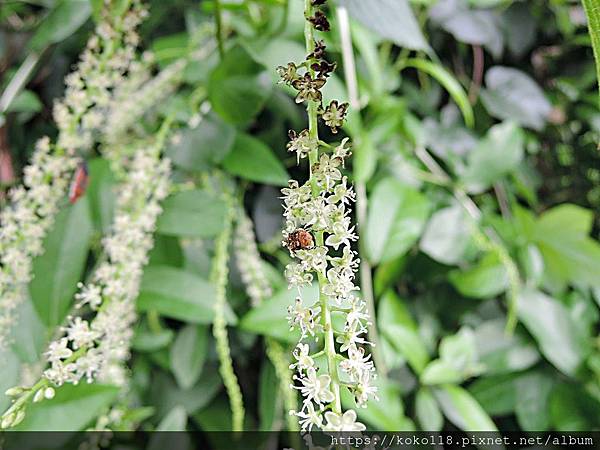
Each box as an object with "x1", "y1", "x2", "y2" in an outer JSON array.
[
  {"x1": 233, "y1": 211, "x2": 273, "y2": 307},
  {"x1": 0, "y1": 0, "x2": 148, "y2": 352},
  {"x1": 0, "y1": 138, "x2": 77, "y2": 351},
  {"x1": 103, "y1": 58, "x2": 186, "y2": 148},
  {"x1": 54, "y1": 0, "x2": 148, "y2": 151},
  {"x1": 43, "y1": 148, "x2": 170, "y2": 388},
  {"x1": 283, "y1": 141, "x2": 377, "y2": 431}
]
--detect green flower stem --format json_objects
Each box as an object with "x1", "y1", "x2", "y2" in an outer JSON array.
[
  {"x1": 211, "y1": 192, "x2": 245, "y2": 431},
  {"x1": 265, "y1": 338, "x2": 299, "y2": 431},
  {"x1": 214, "y1": 0, "x2": 225, "y2": 58},
  {"x1": 303, "y1": 0, "x2": 342, "y2": 416}
]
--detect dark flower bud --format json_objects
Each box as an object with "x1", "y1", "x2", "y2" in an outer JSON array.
[
  {"x1": 311, "y1": 60, "x2": 336, "y2": 78},
  {"x1": 308, "y1": 10, "x2": 330, "y2": 32},
  {"x1": 308, "y1": 40, "x2": 327, "y2": 60}
]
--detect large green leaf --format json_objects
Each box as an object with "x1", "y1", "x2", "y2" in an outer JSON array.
[
  {"x1": 221, "y1": 133, "x2": 289, "y2": 186},
  {"x1": 449, "y1": 252, "x2": 509, "y2": 299},
  {"x1": 480, "y1": 66, "x2": 552, "y2": 130},
  {"x1": 434, "y1": 385, "x2": 498, "y2": 432},
  {"x1": 137, "y1": 266, "x2": 236, "y2": 325},
  {"x1": 515, "y1": 371, "x2": 553, "y2": 431},
  {"x1": 378, "y1": 290, "x2": 429, "y2": 375},
  {"x1": 208, "y1": 45, "x2": 272, "y2": 125},
  {"x1": 29, "y1": 0, "x2": 92, "y2": 51},
  {"x1": 239, "y1": 284, "x2": 318, "y2": 343},
  {"x1": 469, "y1": 373, "x2": 518, "y2": 416},
  {"x1": 29, "y1": 198, "x2": 93, "y2": 328},
  {"x1": 170, "y1": 325, "x2": 208, "y2": 390},
  {"x1": 461, "y1": 121, "x2": 524, "y2": 193},
  {"x1": 473, "y1": 318, "x2": 540, "y2": 375},
  {"x1": 416, "y1": 387, "x2": 443, "y2": 431},
  {"x1": 165, "y1": 114, "x2": 236, "y2": 171},
  {"x1": 156, "y1": 189, "x2": 226, "y2": 238},
  {"x1": 419, "y1": 204, "x2": 471, "y2": 265},
  {"x1": 365, "y1": 178, "x2": 430, "y2": 264},
  {"x1": 340, "y1": 0, "x2": 428, "y2": 51},
  {"x1": 0, "y1": 350, "x2": 20, "y2": 413},
  {"x1": 15, "y1": 384, "x2": 119, "y2": 431},
  {"x1": 517, "y1": 289, "x2": 588, "y2": 376},
  {"x1": 86, "y1": 158, "x2": 116, "y2": 233}
]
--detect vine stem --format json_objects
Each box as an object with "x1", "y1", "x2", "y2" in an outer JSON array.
[
  {"x1": 211, "y1": 191, "x2": 245, "y2": 431},
  {"x1": 214, "y1": 0, "x2": 225, "y2": 58},
  {"x1": 336, "y1": 5, "x2": 388, "y2": 379},
  {"x1": 304, "y1": 0, "x2": 341, "y2": 415}
]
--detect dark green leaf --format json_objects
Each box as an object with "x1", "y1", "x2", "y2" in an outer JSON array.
[
  {"x1": 221, "y1": 133, "x2": 289, "y2": 186},
  {"x1": 156, "y1": 189, "x2": 226, "y2": 238},
  {"x1": 208, "y1": 45, "x2": 272, "y2": 125},
  {"x1": 434, "y1": 385, "x2": 498, "y2": 432},
  {"x1": 469, "y1": 373, "x2": 518, "y2": 416},
  {"x1": 461, "y1": 121, "x2": 524, "y2": 193},
  {"x1": 365, "y1": 178, "x2": 430, "y2": 264},
  {"x1": 517, "y1": 289, "x2": 588, "y2": 376},
  {"x1": 16, "y1": 384, "x2": 119, "y2": 431},
  {"x1": 449, "y1": 253, "x2": 509, "y2": 299},
  {"x1": 166, "y1": 114, "x2": 236, "y2": 171},
  {"x1": 515, "y1": 372, "x2": 553, "y2": 431},
  {"x1": 30, "y1": 198, "x2": 93, "y2": 328},
  {"x1": 86, "y1": 158, "x2": 116, "y2": 233},
  {"x1": 170, "y1": 325, "x2": 208, "y2": 390},
  {"x1": 137, "y1": 266, "x2": 236, "y2": 325},
  {"x1": 29, "y1": 0, "x2": 92, "y2": 51},
  {"x1": 239, "y1": 284, "x2": 318, "y2": 343},
  {"x1": 258, "y1": 360, "x2": 277, "y2": 431},
  {"x1": 481, "y1": 67, "x2": 551, "y2": 130},
  {"x1": 341, "y1": 0, "x2": 429, "y2": 51},
  {"x1": 419, "y1": 204, "x2": 471, "y2": 265}
]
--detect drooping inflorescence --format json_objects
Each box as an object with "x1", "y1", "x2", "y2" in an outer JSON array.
[
  {"x1": 1, "y1": 132, "x2": 172, "y2": 429},
  {"x1": 279, "y1": 0, "x2": 377, "y2": 432},
  {"x1": 0, "y1": 0, "x2": 147, "y2": 353}
]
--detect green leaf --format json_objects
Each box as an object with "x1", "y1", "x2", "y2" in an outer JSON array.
[
  {"x1": 6, "y1": 90, "x2": 42, "y2": 114},
  {"x1": 86, "y1": 158, "x2": 116, "y2": 233},
  {"x1": 584, "y1": 0, "x2": 600, "y2": 106},
  {"x1": 239, "y1": 284, "x2": 318, "y2": 343},
  {"x1": 421, "y1": 360, "x2": 464, "y2": 385},
  {"x1": 341, "y1": 0, "x2": 429, "y2": 51},
  {"x1": 29, "y1": 0, "x2": 92, "y2": 51},
  {"x1": 537, "y1": 204, "x2": 594, "y2": 237},
  {"x1": 448, "y1": 252, "x2": 509, "y2": 298},
  {"x1": 0, "y1": 350, "x2": 20, "y2": 413},
  {"x1": 365, "y1": 178, "x2": 430, "y2": 264},
  {"x1": 29, "y1": 198, "x2": 93, "y2": 328},
  {"x1": 378, "y1": 291, "x2": 429, "y2": 375},
  {"x1": 515, "y1": 371, "x2": 553, "y2": 431},
  {"x1": 517, "y1": 289, "x2": 587, "y2": 376},
  {"x1": 434, "y1": 385, "x2": 498, "y2": 432},
  {"x1": 221, "y1": 133, "x2": 289, "y2": 186},
  {"x1": 461, "y1": 121, "x2": 524, "y2": 193},
  {"x1": 341, "y1": 379, "x2": 413, "y2": 431},
  {"x1": 132, "y1": 327, "x2": 174, "y2": 352},
  {"x1": 156, "y1": 189, "x2": 226, "y2": 238},
  {"x1": 403, "y1": 58, "x2": 474, "y2": 128},
  {"x1": 258, "y1": 360, "x2": 277, "y2": 431},
  {"x1": 150, "y1": 370, "x2": 222, "y2": 418},
  {"x1": 156, "y1": 405, "x2": 188, "y2": 431},
  {"x1": 429, "y1": 0, "x2": 503, "y2": 58},
  {"x1": 10, "y1": 298, "x2": 46, "y2": 364},
  {"x1": 16, "y1": 384, "x2": 119, "y2": 431},
  {"x1": 419, "y1": 204, "x2": 471, "y2": 265},
  {"x1": 137, "y1": 266, "x2": 236, "y2": 325},
  {"x1": 416, "y1": 387, "x2": 443, "y2": 431},
  {"x1": 473, "y1": 318, "x2": 540, "y2": 375},
  {"x1": 165, "y1": 114, "x2": 236, "y2": 171},
  {"x1": 208, "y1": 45, "x2": 272, "y2": 125},
  {"x1": 170, "y1": 325, "x2": 208, "y2": 390},
  {"x1": 480, "y1": 66, "x2": 552, "y2": 130},
  {"x1": 549, "y1": 382, "x2": 600, "y2": 431},
  {"x1": 151, "y1": 33, "x2": 189, "y2": 65},
  {"x1": 469, "y1": 373, "x2": 519, "y2": 416}
]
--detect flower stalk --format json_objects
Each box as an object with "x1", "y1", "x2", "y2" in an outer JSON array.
[
  {"x1": 212, "y1": 191, "x2": 245, "y2": 432},
  {"x1": 279, "y1": 0, "x2": 378, "y2": 432}
]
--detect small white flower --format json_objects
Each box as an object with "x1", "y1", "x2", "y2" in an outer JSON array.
[
  {"x1": 295, "y1": 401, "x2": 323, "y2": 431},
  {"x1": 290, "y1": 343, "x2": 315, "y2": 372},
  {"x1": 322, "y1": 410, "x2": 366, "y2": 432},
  {"x1": 293, "y1": 368, "x2": 335, "y2": 405},
  {"x1": 45, "y1": 338, "x2": 73, "y2": 363}
]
